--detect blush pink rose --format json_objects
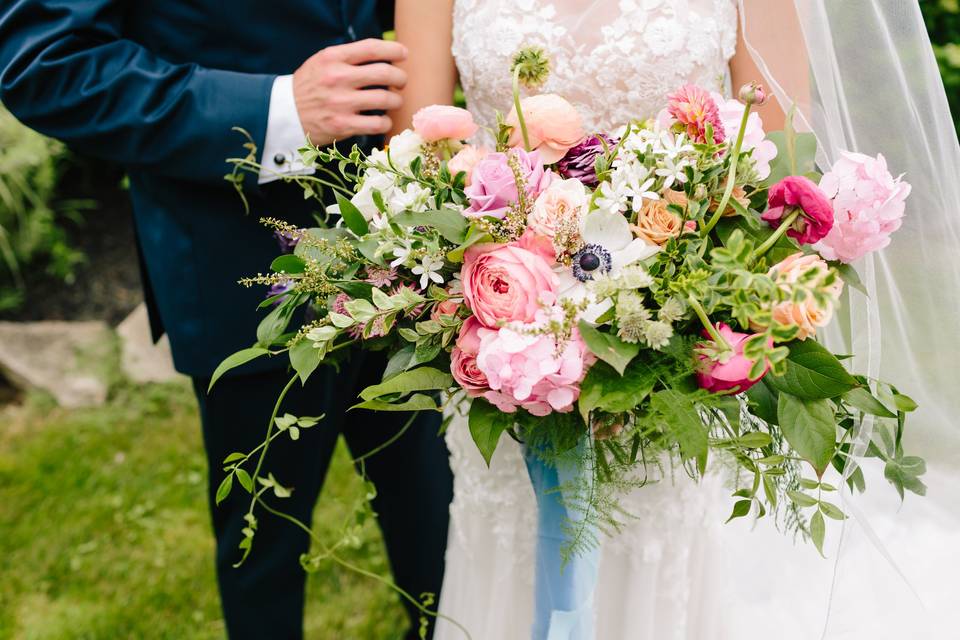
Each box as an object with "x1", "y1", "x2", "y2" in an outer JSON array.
[
  {"x1": 696, "y1": 323, "x2": 770, "y2": 393},
  {"x1": 412, "y1": 105, "x2": 479, "y2": 142},
  {"x1": 761, "y1": 176, "x2": 835, "y2": 245},
  {"x1": 476, "y1": 324, "x2": 594, "y2": 416},
  {"x1": 814, "y1": 151, "x2": 912, "y2": 263},
  {"x1": 507, "y1": 94, "x2": 585, "y2": 164},
  {"x1": 451, "y1": 316, "x2": 490, "y2": 396},
  {"x1": 766, "y1": 252, "x2": 844, "y2": 340},
  {"x1": 464, "y1": 148, "x2": 554, "y2": 219},
  {"x1": 447, "y1": 144, "x2": 489, "y2": 186},
  {"x1": 528, "y1": 177, "x2": 588, "y2": 242},
  {"x1": 461, "y1": 240, "x2": 558, "y2": 327}
]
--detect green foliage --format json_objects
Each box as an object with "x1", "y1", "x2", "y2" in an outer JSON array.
[
  {"x1": 468, "y1": 398, "x2": 514, "y2": 466},
  {"x1": 922, "y1": 0, "x2": 960, "y2": 134},
  {"x1": 0, "y1": 107, "x2": 89, "y2": 310}
]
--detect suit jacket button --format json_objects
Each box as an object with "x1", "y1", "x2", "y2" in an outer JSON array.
[{"x1": 273, "y1": 153, "x2": 287, "y2": 166}]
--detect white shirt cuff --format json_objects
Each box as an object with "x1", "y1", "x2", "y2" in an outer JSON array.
[{"x1": 258, "y1": 75, "x2": 315, "y2": 184}]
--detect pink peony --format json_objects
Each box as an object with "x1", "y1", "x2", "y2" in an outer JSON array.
[
  {"x1": 711, "y1": 92, "x2": 779, "y2": 180},
  {"x1": 476, "y1": 324, "x2": 594, "y2": 416},
  {"x1": 447, "y1": 144, "x2": 489, "y2": 186},
  {"x1": 451, "y1": 316, "x2": 490, "y2": 396},
  {"x1": 667, "y1": 85, "x2": 725, "y2": 144},
  {"x1": 696, "y1": 323, "x2": 770, "y2": 393},
  {"x1": 814, "y1": 152, "x2": 911, "y2": 263},
  {"x1": 412, "y1": 105, "x2": 478, "y2": 142},
  {"x1": 461, "y1": 238, "x2": 558, "y2": 327},
  {"x1": 464, "y1": 148, "x2": 554, "y2": 219},
  {"x1": 507, "y1": 94, "x2": 585, "y2": 164},
  {"x1": 761, "y1": 176, "x2": 834, "y2": 245}
]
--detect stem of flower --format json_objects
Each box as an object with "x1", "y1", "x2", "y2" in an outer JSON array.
[
  {"x1": 688, "y1": 296, "x2": 733, "y2": 352},
  {"x1": 512, "y1": 65, "x2": 532, "y2": 151},
  {"x1": 699, "y1": 103, "x2": 753, "y2": 242},
  {"x1": 751, "y1": 209, "x2": 800, "y2": 262}
]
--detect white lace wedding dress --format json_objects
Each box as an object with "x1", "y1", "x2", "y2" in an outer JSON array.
[{"x1": 435, "y1": 2, "x2": 738, "y2": 639}]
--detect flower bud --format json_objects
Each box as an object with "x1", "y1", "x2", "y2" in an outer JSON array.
[
  {"x1": 738, "y1": 82, "x2": 769, "y2": 107},
  {"x1": 511, "y1": 47, "x2": 551, "y2": 89}
]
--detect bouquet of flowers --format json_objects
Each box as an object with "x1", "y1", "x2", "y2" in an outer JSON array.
[{"x1": 215, "y1": 49, "x2": 926, "y2": 585}]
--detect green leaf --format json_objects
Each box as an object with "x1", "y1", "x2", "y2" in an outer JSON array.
[
  {"x1": 832, "y1": 262, "x2": 868, "y2": 296},
  {"x1": 766, "y1": 129, "x2": 818, "y2": 185},
  {"x1": 393, "y1": 208, "x2": 468, "y2": 244},
  {"x1": 777, "y1": 393, "x2": 837, "y2": 475},
  {"x1": 468, "y1": 399, "x2": 514, "y2": 466},
  {"x1": 350, "y1": 393, "x2": 440, "y2": 412},
  {"x1": 746, "y1": 379, "x2": 780, "y2": 425},
  {"x1": 215, "y1": 474, "x2": 233, "y2": 505},
  {"x1": 270, "y1": 254, "x2": 306, "y2": 274},
  {"x1": 810, "y1": 510, "x2": 826, "y2": 556},
  {"x1": 289, "y1": 339, "x2": 323, "y2": 384},
  {"x1": 787, "y1": 490, "x2": 818, "y2": 507},
  {"x1": 383, "y1": 345, "x2": 416, "y2": 380},
  {"x1": 447, "y1": 226, "x2": 492, "y2": 263},
  {"x1": 336, "y1": 193, "x2": 370, "y2": 236},
  {"x1": 884, "y1": 457, "x2": 928, "y2": 499},
  {"x1": 358, "y1": 367, "x2": 453, "y2": 401},
  {"x1": 766, "y1": 340, "x2": 858, "y2": 400},
  {"x1": 819, "y1": 501, "x2": 846, "y2": 520},
  {"x1": 738, "y1": 432, "x2": 773, "y2": 448},
  {"x1": 651, "y1": 390, "x2": 708, "y2": 474},
  {"x1": 842, "y1": 387, "x2": 896, "y2": 418},
  {"x1": 236, "y1": 469, "x2": 254, "y2": 493},
  {"x1": 577, "y1": 359, "x2": 659, "y2": 421},
  {"x1": 578, "y1": 321, "x2": 640, "y2": 375},
  {"x1": 223, "y1": 452, "x2": 246, "y2": 465},
  {"x1": 257, "y1": 297, "x2": 299, "y2": 347},
  {"x1": 725, "y1": 499, "x2": 752, "y2": 523},
  {"x1": 209, "y1": 347, "x2": 270, "y2": 392},
  {"x1": 893, "y1": 393, "x2": 919, "y2": 413}
]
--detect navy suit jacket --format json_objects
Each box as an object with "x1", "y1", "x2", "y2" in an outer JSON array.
[{"x1": 0, "y1": 0, "x2": 390, "y2": 376}]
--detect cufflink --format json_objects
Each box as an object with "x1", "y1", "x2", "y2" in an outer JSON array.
[{"x1": 273, "y1": 153, "x2": 287, "y2": 166}]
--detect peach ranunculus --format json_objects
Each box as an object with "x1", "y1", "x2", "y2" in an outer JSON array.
[
  {"x1": 412, "y1": 105, "x2": 479, "y2": 143},
  {"x1": 767, "y1": 252, "x2": 844, "y2": 340},
  {"x1": 447, "y1": 145, "x2": 489, "y2": 186},
  {"x1": 631, "y1": 190, "x2": 696, "y2": 245},
  {"x1": 461, "y1": 240, "x2": 558, "y2": 327},
  {"x1": 451, "y1": 317, "x2": 490, "y2": 396},
  {"x1": 507, "y1": 94, "x2": 585, "y2": 164},
  {"x1": 528, "y1": 178, "x2": 589, "y2": 248}
]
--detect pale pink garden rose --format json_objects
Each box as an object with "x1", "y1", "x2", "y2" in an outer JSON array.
[
  {"x1": 528, "y1": 177, "x2": 589, "y2": 241},
  {"x1": 507, "y1": 94, "x2": 585, "y2": 164},
  {"x1": 464, "y1": 148, "x2": 554, "y2": 219},
  {"x1": 767, "y1": 252, "x2": 844, "y2": 340},
  {"x1": 476, "y1": 321, "x2": 594, "y2": 416},
  {"x1": 814, "y1": 152, "x2": 912, "y2": 263},
  {"x1": 461, "y1": 238, "x2": 558, "y2": 327},
  {"x1": 412, "y1": 105, "x2": 479, "y2": 142},
  {"x1": 711, "y1": 91, "x2": 779, "y2": 180},
  {"x1": 447, "y1": 144, "x2": 489, "y2": 186},
  {"x1": 450, "y1": 316, "x2": 490, "y2": 396},
  {"x1": 696, "y1": 323, "x2": 770, "y2": 393}
]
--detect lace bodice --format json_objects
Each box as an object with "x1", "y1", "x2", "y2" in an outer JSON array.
[{"x1": 452, "y1": 0, "x2": 738, "y2": 139}]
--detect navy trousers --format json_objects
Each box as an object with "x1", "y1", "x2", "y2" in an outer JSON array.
[{"x1": 193, "y1": 351, "x2": 453, "y2": 639}]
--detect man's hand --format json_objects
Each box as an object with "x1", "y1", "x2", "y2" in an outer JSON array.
[{"x1": 292, "y1": 38, "x2": 407, "y2": 146}]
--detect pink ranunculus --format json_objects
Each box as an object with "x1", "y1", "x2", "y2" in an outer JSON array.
[
  {"x1": 412, "y1": 105, "x2": 479, "y2": 143},
  {"x1": 761, "y1": 176, "x2": 834, "y2": 245},
  {"x1": 476, "y1": 324, "x2": 594, "y2": 416},
  {"x1": 711, "y1": 92, "x2": 779, "y2": 180},
  {"x1": 451, "y1": 316, "x2": 490, "y2": 396},
  {"x1": 461, "y1": 239, "x2": 558, "y2": 327},
  {"x1": 507, "y1": 94, "x2": 585, "y2": 164},
  {"x1": 696, "y1": 323, "x2": 770, "y2": 393},
  {"x1": 667, "y1": 84, "x2": 725, "y2": 144},
  {"x1": 464, "y1": 148, "x2": 554, "y2": 219},
  {"x1": 814, "y1": 151, "x2": 912, "y2": 263},
  {"x1": 447, "y1": 144, "x2": 489, "y2": 186}
]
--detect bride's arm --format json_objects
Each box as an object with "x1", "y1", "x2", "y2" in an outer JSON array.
[{"x1": 388, "y1": 0, "x2": 458, "y2": 137}]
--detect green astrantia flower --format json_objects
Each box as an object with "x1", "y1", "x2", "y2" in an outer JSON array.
[{"x1": 511, "y1": 46, "x2": 551, "y2": 89}]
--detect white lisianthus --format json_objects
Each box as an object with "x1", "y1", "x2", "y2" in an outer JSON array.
[
  {"x1": 386, "y1": 130, "x2": 426, "y2": 173},
  {"x1": 389, "y1": 182, "x2": 433, "y2": 215}
]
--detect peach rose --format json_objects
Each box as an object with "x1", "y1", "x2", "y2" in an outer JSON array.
[
  {"x1": 767, "y1": 252, "x2": 844, "y2": 340},
  {"x1": 447, "y1": 144, "x2": 489, "y2": 186},
  {"x1": 507, "y1": 94, "x2": 585, "y2": 164},
  {"x1": 451, "y1": 316, "x2": 490, "y2": 396},
  {"x1": 711, "y1": 185, "x2": 750, "y2": 218},
  {"x1": 631, "y1": 190, "x2": 695, "y2": 245},
  {"x1": 431, "y1": 297, "x2": 461, "y2": 321},
  {"x1": 528, "y1": 178, "x2": 588, "y2": 241},
  {"x1": 461, "y1": 240, "x2": 558, "y2": 327},
  {"x1": 412, "y1": 105, "x2": 479, "y2": 143}
]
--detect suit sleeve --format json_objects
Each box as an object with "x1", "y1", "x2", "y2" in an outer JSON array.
[{"x1": 0, "y1": 0, "x2": 276, "y2": 184}]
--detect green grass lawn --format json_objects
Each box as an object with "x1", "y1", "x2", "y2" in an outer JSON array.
[{"x1": 0, "y1": 382, "x2": 407, "y2": 640}]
